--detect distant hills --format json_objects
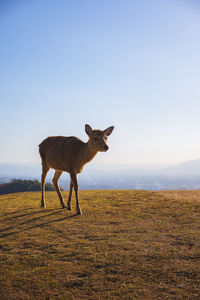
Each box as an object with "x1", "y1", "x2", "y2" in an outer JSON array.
[{"x1": 0, "y1": 159, "x2": 200, "y2": 190}]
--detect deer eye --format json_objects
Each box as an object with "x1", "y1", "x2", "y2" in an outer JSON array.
[{"x1": 93, "y1": 137, "x2": 98, "y2": 141}]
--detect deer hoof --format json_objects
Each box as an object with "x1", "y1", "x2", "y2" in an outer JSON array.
[{"x1": 76, "y1": 210, "x2": 82, "y2": 215}]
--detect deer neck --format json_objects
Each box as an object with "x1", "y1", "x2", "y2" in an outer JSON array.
[{"x1": 83, "y1": 142, "x2": 98, "y2": 164}]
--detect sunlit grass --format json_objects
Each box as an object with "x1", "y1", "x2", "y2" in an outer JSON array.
[{"x1": 0, "y1": 190, "x2": 200, "y2": 299}]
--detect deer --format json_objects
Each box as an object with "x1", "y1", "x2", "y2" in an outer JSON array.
[{"x1": 39, "y1": 124, "x2": 114, "y2": 215}]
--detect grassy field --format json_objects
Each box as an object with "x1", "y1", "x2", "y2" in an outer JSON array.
[{"x1": 0, "y1": 190, "x2": 200, "y2": 299}]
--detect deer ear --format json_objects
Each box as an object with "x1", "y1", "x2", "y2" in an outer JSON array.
[
  {"x1": 104, "y1": 126, "x2": 114, "y2": 136},
  {"x1": 85, "y1": 124, "x2": 93, "y2": 136}
]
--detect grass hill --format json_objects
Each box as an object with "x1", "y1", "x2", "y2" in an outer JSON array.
[{"x1": 0, "y1": 190, "x2": 200, "y2": 299}]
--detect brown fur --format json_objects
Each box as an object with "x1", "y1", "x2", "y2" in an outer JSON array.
[{"x1": 39, "y1": 124, "x2": 114, "y2": 215}]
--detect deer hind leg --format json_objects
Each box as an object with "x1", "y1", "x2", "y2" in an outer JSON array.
[
  {"x1": 67, "y1": 181, "x2": 73, "y2": 210},
  {"x1": 41, "y1": 161, "x2": 50, "y2": 208},
  {"x1": 70, "y1": 172, "x2": 82, "y2": 215},
  {"x1": 52, "y1": 170, "x2": 66, "y2": 208}
]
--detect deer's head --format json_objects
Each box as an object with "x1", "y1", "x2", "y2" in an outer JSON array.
[{"x1": 85, "y1": 124, "x2": 114, "y2": 152}]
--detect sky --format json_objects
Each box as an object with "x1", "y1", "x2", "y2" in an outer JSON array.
[{"x1": 0, "y1": 0, "x2": 200, "y2": 168}]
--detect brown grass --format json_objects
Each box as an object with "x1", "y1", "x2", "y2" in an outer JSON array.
[{"x1": 0, "y1": 190, "x2": 200, "y2": 299}]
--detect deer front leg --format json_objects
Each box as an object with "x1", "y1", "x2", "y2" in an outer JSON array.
[
  {"x1": 70, "y1": 172, "x2": 82, "y2": 215},
  {"x1": 67, "y1": 181, "x2": 73, "y2": 210}
]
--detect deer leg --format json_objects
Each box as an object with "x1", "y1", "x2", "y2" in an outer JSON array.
[
  {"x1": 41, "y1": 162, "x2": 50, "y2": 208},
  {"x1": 52, "y1": 170, "x2": 66, "y2": 208},
  {"x1": 67, "y1": 181, "x2": 73, "y2": 210},
  {"x1": 70, "y1": 172, "x2": 82, "y2": 215}
]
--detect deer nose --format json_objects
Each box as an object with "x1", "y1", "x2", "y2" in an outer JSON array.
[{"x1": 104, "y1": 145, "x2": 109, "y2": 151}]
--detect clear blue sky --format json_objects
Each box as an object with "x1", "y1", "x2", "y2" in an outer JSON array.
[{"x1": 1, "y1": 0, "x2": 200, "y2": 167}]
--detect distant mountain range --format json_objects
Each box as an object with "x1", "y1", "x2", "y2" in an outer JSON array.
[
  {"x1": 0, "y1": 159, "x2": 200, "y2": 190},
  {"x1": 163, "y1": 159, "x2": 200, "y2": 176},
  {"x1": 0, "y1": 163, "x2": 41, "y2": 178},
  {"x1": 1, "y1": 159, "x2": 200, "y2": 176}
]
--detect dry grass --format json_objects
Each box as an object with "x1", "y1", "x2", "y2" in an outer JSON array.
[{"x1": 0, "y1": 190, "x2": 200, "y2": 299}]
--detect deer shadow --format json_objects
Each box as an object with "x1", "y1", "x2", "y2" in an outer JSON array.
[
  {"x1": 0, "y1": 208, "x2": 60, "y2": 221},
  {"x1": 0, "y1": 207, "x2": 77, "y2": 238},
  {"x1": 0, "y1": 207, "x2": 36, "y2": 218}
]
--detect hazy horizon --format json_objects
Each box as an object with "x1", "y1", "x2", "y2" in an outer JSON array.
[
  {"x1": 1, "y1": 157, "x2": 200, "y2": 170},
  {"x1": 1, "y1": 158, "x2": 200, "y2": 191},
  {"x1": 1, "y1": 0, "x2": 200, "y2": 167}
]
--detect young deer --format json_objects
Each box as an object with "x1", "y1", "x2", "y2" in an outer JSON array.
[{"x1": 39, "y1": 124, "x2": 114, "y2": 215}]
